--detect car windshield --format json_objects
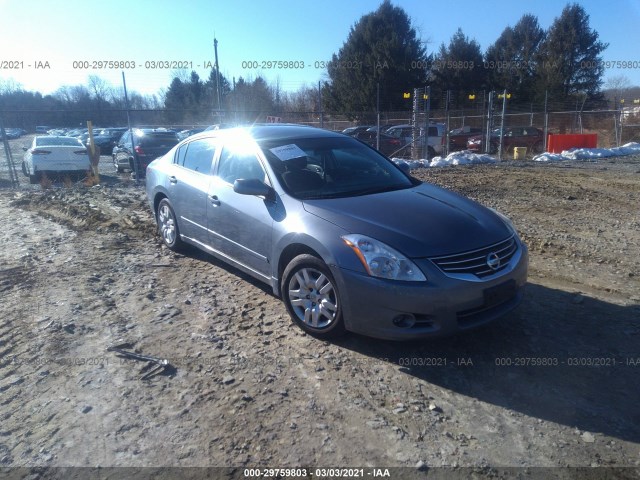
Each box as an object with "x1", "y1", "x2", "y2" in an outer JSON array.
[{"x1": 259, "y1": 136, "x2": 414, "y2": 200}]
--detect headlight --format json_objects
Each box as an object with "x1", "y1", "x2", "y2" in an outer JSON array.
[{"x1": 342, "y1": 234, "x2": 426, "y2": 281}]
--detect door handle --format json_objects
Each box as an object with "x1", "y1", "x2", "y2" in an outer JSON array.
[
  {"x1": 208, "y1": 194, "x2": 221, "y2": 206},
  {"x1": 169, "y1": 176, "x2": 177, "y2": 184}
]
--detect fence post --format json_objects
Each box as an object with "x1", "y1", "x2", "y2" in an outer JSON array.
[
  {"x1": 485, "y1": 91, "x2": 494, "y2": 154},
  {"x1": 498, "y1": 89, "x2": 507, "y2": 160},
  {"x1": 0, "y1": 113, "x2": 19, "y2": 188}
]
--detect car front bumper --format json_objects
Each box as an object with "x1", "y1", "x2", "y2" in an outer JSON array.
[{"x1": 331, "y1": 243, "x2": 528, "y2": 340}]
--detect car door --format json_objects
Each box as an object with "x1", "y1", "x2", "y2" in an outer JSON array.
[
  {"x1": 169, "y1": 138, "x2": 219, "y2": 244},
  {"x1": 207, "y1": 142, "x2": 273, "y2": 279}
]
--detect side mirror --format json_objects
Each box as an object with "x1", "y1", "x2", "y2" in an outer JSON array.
[{"x1": 233, "y1": 178, "x2": 273, "y2": 199}]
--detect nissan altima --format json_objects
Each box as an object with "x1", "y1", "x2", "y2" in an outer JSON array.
[{"x1": 145, "y1": 125, "x2": 528, "y2": 340}]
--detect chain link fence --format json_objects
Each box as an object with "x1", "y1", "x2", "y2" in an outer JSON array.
[{"x1": 2, "y1": 106, "x2": 639, "y2": 187}]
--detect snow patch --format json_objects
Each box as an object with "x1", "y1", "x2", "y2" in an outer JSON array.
[
  {"x1": 533, "y1": 142, "x2": 640, "y2": 162},
  {"x1": 392, "y1": 150, "x2": 497, "y2": 170}
]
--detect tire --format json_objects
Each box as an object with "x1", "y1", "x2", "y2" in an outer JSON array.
[
  {"x1": 29, "y1": 173, "x2": 39, "y2": 184},
  {"x1": 21, "y1": 162, "x2": 28, "y2": 177},
  {"x1": 532, "y1": 142, "x2": 543, "y2": 154},
  {"x1": 156, "y1": 198, "x2": 184, "y2": 252},
  {"x1": 114, "y1": 156, "x2": 124, "y2": 173},
  {"x1": 281, "y1": 254, "x2": 346, "y2": 339},
  {"x1": 427, "y1": 146, "x2": 436, "y2": 159}
]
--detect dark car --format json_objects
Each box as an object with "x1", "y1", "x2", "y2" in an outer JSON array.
[
  {"x1": 1, "y1": 128, "x2": 22, "y2": 139},
  {"x1": 448, "y1": 126, "x2": 483, "y2": 151},
  {"x1": 145, "y1": 125, "x2": 528, "y2": 341},
  {"x1": 467, "y1": 127, "x2": 544, "y2": 154},
  {"x1": 177, "y1": 127, "x2": 207, "y2": 141},
  {"x1": 352, "y1": 130, "x2": 405, "y2": 156},
  {"x1": 341, "y1": 126, "x2": 373, "y2": 136},
  {"x1": 91, "y1": 128, "x2": 128, "y2": 154},
  {"x1": 113, "y1": 128, "x2": 180, "y2": 175}
]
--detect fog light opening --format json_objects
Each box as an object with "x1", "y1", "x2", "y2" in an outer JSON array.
[{"x1": 392, "y1": 314, "x2": 416, "y2": 328}]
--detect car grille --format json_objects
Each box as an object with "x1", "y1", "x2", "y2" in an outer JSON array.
[{"x1": 430, "y1": 236, "x2": 517, "y2": 278}]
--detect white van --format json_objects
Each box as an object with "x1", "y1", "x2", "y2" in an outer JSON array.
[{"x1": 386, "y1": 123, "x2": 445, "y2": 157}]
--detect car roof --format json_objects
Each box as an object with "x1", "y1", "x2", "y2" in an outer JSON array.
[{"x1": 189, "y1": 124, "x2": 344, "y2": 143}]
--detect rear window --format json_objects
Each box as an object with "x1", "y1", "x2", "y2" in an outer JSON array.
[
  {"x1": 35, "y1": 137, "x2": 83, "y2": 147},
  {"x1": 139, "y1": 133, "x2": 179, "y2": 147}
]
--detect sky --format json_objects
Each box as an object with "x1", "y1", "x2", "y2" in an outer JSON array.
[{"x1": 1, "y1": 0, "x2": 640, "y2": 98}]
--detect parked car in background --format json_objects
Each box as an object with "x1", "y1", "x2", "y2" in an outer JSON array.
[
  {"x1": 22, "y1": 136, "x2": 90, "y2": 184},
  {"x1": 145, "y1": 125, "x2": 528, "y2": 340},
  {"x1": 35, "y1": 126, "x2": 52, "y2": 134},
  {"x1": 467, "y1": 126, "x2": 544, "y2": 154},
  {"x1": 365, "y1": 124, "x2": 398, "y2": 133},
  {"x1": 204, "y1": 123, "x2": 235, "y2": 131},
  {"x1": 386, "y1": 123, "x2": 446, "y2": 158},
  {"x1": 341, "y1": 125, "x2": 373, "y2": 136},
  {"x1": 448, "y1": 126, "x2": 483, "y2": 151},
  {"x1": 177, "y1": 127, "x2": 207, "y2": 141},
  {"x1": 90, "y1": 127, "x2": 128, "y2": 154},
  {"x1": 352, "y1": 130, "x2": 404, "y2": 156},
  {"x1": 1, "y1": 128, "x2": 22, "y2": 139},
  {"x1": 65, "y1": 128, "x2": 86, "y2": 138},
  {"x1": 113, "y1": 128, "x2": 180, "y2": 176}
]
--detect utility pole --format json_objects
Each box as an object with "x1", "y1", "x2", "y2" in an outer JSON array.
[
  {"x1": 498, "y1": 89, "x2": 507, "y2": 160},
  {"x1": 376, "y1": 82, "x2": 380, "y2": 151},
  {"x1": 543, "y1": 90, "x2": 549, "y2": 151},
  {"x1": 214, "y1": 37, "x2": 222, "y2": 118},
  {"x1": 318, "y1": 81, "x2": 324, "y2": 129},
  {"x1": 122, "y1": 72, "x2": 139, "y2": 183},
  {"x1": 424, "y1": 86, "x2": 431, "y2": 159}
]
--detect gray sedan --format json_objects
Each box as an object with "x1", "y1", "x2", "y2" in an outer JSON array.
[{"x1": 145, "y1": 125, "x2": 528, "y2": 340}]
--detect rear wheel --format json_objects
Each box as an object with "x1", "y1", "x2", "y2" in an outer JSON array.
[
  {"x1": 156, "y1": 198, "x2": 184, "y2": 252},
  {"x1": 532, "y1": 141, "x2": 543, "y2": 154},
  {"x1": 281, "y1": 254, "x2": 346, "y2": 339}
]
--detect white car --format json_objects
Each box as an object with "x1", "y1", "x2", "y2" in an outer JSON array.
[
  {"x1": 386, "y1": 123, "x2": 446, "y2": 157},
  {"x1": 22, "y1": 136, "x2": 91, "y2": 184}
]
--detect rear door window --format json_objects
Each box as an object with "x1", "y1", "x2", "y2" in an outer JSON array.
[{"x1": 181, "y1": 138, "x2": 218, "y2": 174}]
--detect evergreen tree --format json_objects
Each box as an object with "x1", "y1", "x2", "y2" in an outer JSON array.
[
  {"x1": 534, "y1": 3, "x2": 608, "y2": 103},
  {"x1": 485, "y1": 14, "x2": 544, "y2": 105},
  {"x1": 322, "y1": 0, "x2": 428, "y2": 115},
  {"x1": 433, "y1": 28, "x2": 486, "y2": 108}
]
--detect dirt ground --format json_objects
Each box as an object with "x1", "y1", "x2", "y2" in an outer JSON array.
[{"x1": 1, "y1": 141, "x2": 639, "y2": 476}]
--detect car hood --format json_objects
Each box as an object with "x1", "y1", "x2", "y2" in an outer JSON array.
[{"x1": 302, "y1": 183, "x2": 511, "y2": 258}]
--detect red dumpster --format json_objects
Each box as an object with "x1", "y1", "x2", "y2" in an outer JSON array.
[{"x1": 547, "y1": 134, "x2": 597, "y2": 153}]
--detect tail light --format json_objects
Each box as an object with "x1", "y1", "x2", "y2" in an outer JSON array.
[
  {"x1": 134, "y1": 145, "x2": 145, "y2": 155},
  {"x1": 31, "y1": 149, "x2": 51, "y2": 155},
  {"x1": 389, "y1": 138, "x2": 401, "y2": 145}
]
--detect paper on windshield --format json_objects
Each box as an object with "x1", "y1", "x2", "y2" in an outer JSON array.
[{"x1": 269, "y1": 144, "x2": 306, "y2": 161}]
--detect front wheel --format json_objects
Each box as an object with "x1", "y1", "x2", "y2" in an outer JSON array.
[
  {"x1": 281, "y1": 254, "x2": 346, "y2": 339},
  {"x1": 156, "y1": 198, "x2": 184, "y2": 252}
]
